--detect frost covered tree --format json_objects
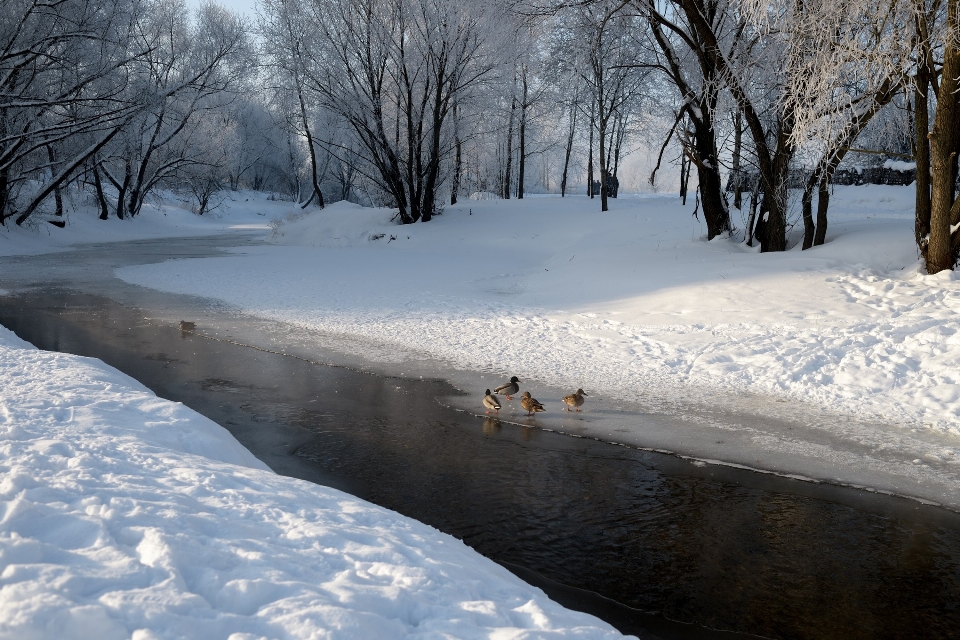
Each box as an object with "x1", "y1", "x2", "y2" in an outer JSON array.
[
  {"x1": 94, "y1": 0, "x2": 247, "y2": 220},
  {"x1": 559, "y1": 2, "x2": 647, "y2": 211},
  {"x1": 0, "y1": 0, "x2": 145, "y2": 225},
  {"x1": 636, "y1": 0, "x2": 735, "y2": 238},
  {"x1": 263, "y1": 0, "x2": 505, "y2": 223}
]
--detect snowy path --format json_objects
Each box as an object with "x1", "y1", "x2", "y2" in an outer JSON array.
[{"x1": 0, "y1": 326, "x2": 625, "y2": 638}]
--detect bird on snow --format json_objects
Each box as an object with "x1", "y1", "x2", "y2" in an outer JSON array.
[
  {"x1": 483, "y1": 389, "x2": 502, "y2": 414},
  {"x1": 562, "y1": 388, "x2": 588, "y2": 412},
  {"x1": 520, "y1": 391, "x2": 546, "y2": 416},
  {"x1": 493, "y1": 376, "x2": 520, "y2": 400}
]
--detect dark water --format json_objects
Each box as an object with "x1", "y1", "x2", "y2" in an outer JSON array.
[{"x1": 2, "y1": 288, "x2": 960, "y2": 640}]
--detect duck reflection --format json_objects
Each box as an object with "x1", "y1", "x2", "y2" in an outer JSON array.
[{"x1": 482, "y1": 417, "x2": 502, "y2": 436}]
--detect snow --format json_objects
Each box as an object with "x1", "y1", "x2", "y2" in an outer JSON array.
[
  {"x1": 117, "y1": 187, "x2": 943, "y2": 429},
  {"x1": 0, "y1": 325, "x2": 625, "y2": 638},
  {"x1": 0, "y1": 190, "x2": 284, "y2": 257},
  {"x1": 883, "y1": 159, "x2": 917, "y2": 172},
  {"x1": 109, "y1": 186, "x2": 960, "y2": 506}
]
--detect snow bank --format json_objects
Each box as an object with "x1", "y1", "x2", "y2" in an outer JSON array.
[
  {"x1": 0, "y1": 326, "x2": 624, "y2": 638},
  {"x1": 0, "y1": 190, "x2": 286, "y2": 257},
  {"x1": 118, "y1": 186, "x2": 957, "y2": 431}
]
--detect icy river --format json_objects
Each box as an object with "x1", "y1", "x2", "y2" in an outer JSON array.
[{"x1": 1, "y1": 236, "x2": 959, "y2": 639}]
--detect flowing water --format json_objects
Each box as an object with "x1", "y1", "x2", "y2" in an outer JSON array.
[{"x1": 1, "y1": 237, "x2": 959, "y2": 639}]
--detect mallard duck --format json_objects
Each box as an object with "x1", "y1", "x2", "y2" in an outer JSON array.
[
  {"x1": 562, "y1": 388, "x2": 588, "y2": 412},
  {"x1": 179, "y1": 320, "x2": 195, "y2": 332},
  {"x1": 483, "y1": 389, "x2": 502, "y2": 414},
  {"x1": 493, "y1": 376, "x2": 520, "y2": 400},
  {"x1": 520, "y1": 391, "x2": 545, "y2": 416}
]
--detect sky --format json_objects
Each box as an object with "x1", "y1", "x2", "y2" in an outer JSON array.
[{"x1": 188, "y1": 0, "x2": 258, "y2": 18}]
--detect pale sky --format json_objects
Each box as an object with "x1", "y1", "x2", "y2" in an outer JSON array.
[{"x1": 188, "y1": 0, "x2": 258, "y2": 18}]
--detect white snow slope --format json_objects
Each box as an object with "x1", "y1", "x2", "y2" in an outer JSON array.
[{"x1": 0, "y1": 326, "x2": 624, "y2": 639}]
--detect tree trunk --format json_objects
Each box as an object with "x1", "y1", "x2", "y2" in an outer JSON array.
[
  {"x1": 915, "y1": 61, "x2": 932, "y2": 250},
  {"x1": 46, "y1": 146, "x2": 63, "y2": 217},
  {"x1": 801, "y1": 175, "x2": 816, "y2": 250},
  {"x1": 503, "y1": 94, "x2": 516, "y2": 200},
  {"x1": 517, "y1": 111, "x2": 526, "y2": 199},
  {"x1": 298, "y1": 84, "x2": 325, "y2": 210},
  {"x1": 587, "y1": 99, "x2": 595, "y2": 198},
  {"x1": 116, "y1": 163, "x2": 131, "y2": 220},
  {"x1": 746, "y1": 179, "x2": 760, "y2": 247},
  {"x1": 92, "y1": 165, "x2": 110, "y2": 220},
  {"x1": 561, "y1": 100, "x2": 577, "y2": 197},
  {"x1": 758, "y1": 117, "x2": 794, "y2": 252},
  {"x1": 926, "y1": 0, "x2": 960, "y2": 273},
  {"x1": 451, "y1": 135, "x2": 462, "y2": 206},
  {"x1": 599, "y1": 115, "x2": 608, "y2": 212},
  {"x1": 692, "y1": 112, "x2": 730, "y2": 238},
  {"x1": 814, "y1": 176, "x2": 829, "y2": 246},
  {"x1": 680, "y1": 153, "x2": 688, "y2": 205},
  {"x1": 732, "y1": 109, "x2": 743, "y2": 210}
]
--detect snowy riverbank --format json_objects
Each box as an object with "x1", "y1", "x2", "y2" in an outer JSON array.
[
  {"x1": 109, "y1": 186, "x2": 960, "y2": 507},
  {"x1": 0, "y1": 325, "x2": 625, "y2": 638},
  {"x1": 115, "y1": 188, "x2": 957, "y2": 430}
]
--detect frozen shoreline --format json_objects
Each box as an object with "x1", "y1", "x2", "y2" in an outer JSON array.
[{"x1": 109, "y1": 187, "x2": 960, "y2": 509}]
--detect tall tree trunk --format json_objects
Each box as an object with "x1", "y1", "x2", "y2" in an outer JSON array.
[
  {"x1": 599, "y1": 115, "x2": 609, "y2": 211},
  {"x1": 560, "y1": 99, "x2": 577, "y2": 197},
  {"x1": 518, "y1": 73, "x2": 528, "y2": 199},
  {"x1": 451, "y1": 133, "x2": 462, "y2": 206},
  {"x1": 587, "y1": 99, "x2": 595, "y2": 198},
  {"x1": 926, "y1": 0, "x2": 960, "y2": 273},
  {"x1": 732, "y1": 109, "x2": 743, "y2": 210},
  {"x1": 915, "y1": 52, "x2": 932, "y2": 250},
  {"x1": 692, "y1": 111, "x2": 730, "y2": 238},
  {"x1": 746, "y1": 179, "x2": 760, "y2": 246},
  {"x1": 46, "y1": 146, "x2": 63, "y2": 217},
  {"x1": 298, "y1": 84, "x2": 325, "y2": 209},
  {"x1": 503, "y1": 93, "x2": 516, "y2": 200},
  {"x1": 758, "y1": 117, "x2": 794, "y2": 252},
  {"x1": 814, "y1": 176, "x2": 830, "y2": 246},
  {"x1": 115, "y1": 162, "x2": 131, "y2": 220},
  {"x1": 0, "y1": 165, "x2": 9, "y2": 225},
  {"x1": 680, "y1": 153, "x2": 688, "y2": 205},
  {"x1": 92, "y1": 165, "x2": 110, "y2": 220},
  {"x1": 801, "y1": 175, "x2": 816, "y2": 249}
]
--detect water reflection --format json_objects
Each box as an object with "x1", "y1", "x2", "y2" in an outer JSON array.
[{"x1": 482, "y1": 417, "x2": 502, "y2": 436}]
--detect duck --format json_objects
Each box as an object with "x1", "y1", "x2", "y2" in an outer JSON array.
[
  {"x1": 562, "y1": 388, "x2": 588, "y2": 412},
  {"x1": 483, "y1": 389, "x2": 502, "y2": 414},
  {"x1": 520, "y1": 391, "x2": 546, "y2": 416},
  {"x1": 179, "y1": 320, "x2": 196, "y2": 332},
  {"x1": 493, "y1": 376, "x2": 520, "y2": 400}
]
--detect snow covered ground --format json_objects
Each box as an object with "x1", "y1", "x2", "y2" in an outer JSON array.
[
  {"x1": 109, "y1": 186, "x2": 960, "y2": 506},
  {"x1": 115, "y1": 187, "x2": 949, "y2": 429},
  {"x1": 0, "y1": 325, "x2": 625, "y2": 638},
  {"x1": 0, "y1": 190, "x2": 280, "y2": 257}
]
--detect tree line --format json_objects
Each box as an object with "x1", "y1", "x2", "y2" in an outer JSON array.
[{"x1": 3, "y1": 0, "x2": 959, "y2": 272}]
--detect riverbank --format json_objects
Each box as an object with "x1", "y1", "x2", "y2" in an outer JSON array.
[
  {"x1": 0, "y1": 322, "x2": 626, "y2": 638},
  {"x1": 106, "y1": 187, "x2": 960, "y2": 509}
]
